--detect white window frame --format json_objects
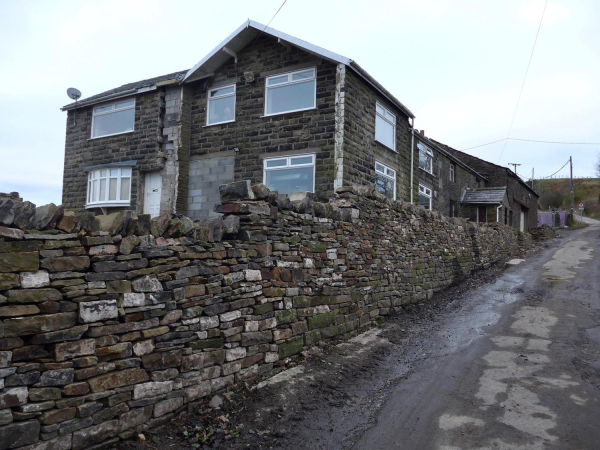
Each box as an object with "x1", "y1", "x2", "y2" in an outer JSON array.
[
  {"x1": 450, "y1": 163, "x2": 455, "y2": 182},
  {"x1": 264, "y1": 68, "x2": 317, "y2": 117},
  {"x1": 375, "y1": 161, "x2": 397, "y2": 201},
  {"x1": 418, "y1": 183, "x2": 432, "y2": 210},
  {"x1": 85, "y1": 167, "x2": 132, "y2": 209},
  {"x1": 263, "y1": 153, "x2": 316, "y2": 194},
  {"x1": 206, "y1": 84, "x2": 236, "y2": 126},
  {"x1": 418, "y1": 143, "x2": 433, "y2": 174},
  {"x1": 91, "y1": 98, "x2": 136, "y2": 139},
  {"x1": 375, "y1": 102, "x2": 396, "y2": 152}
]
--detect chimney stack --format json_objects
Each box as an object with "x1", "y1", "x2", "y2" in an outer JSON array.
[{"x1": 419, "y1": 130, "x2": 425, "y2": 136}]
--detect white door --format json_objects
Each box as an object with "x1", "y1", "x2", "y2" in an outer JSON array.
[
  {"x1": 520, "y1": 210, "x2": 525, "y2": 232},
  {"x1": 144, "y1": 172, "x2": 162, "y2": 218}
]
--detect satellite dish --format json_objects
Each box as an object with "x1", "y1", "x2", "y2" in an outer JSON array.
[{"x1": 67, "y1": 87, "x2": 82, "y2": 100}]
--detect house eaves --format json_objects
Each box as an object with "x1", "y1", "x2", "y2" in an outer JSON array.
[
  {"x1": 183, "y1": 19, "x2": 415, "y2": 119},
  {"x1": 60, "y1": 71, "x2": 188, "y2": 111}
]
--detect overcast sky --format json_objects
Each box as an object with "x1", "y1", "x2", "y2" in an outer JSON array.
[{"x1": 1, "y1": 0, "x2": 599, "y2": 206}]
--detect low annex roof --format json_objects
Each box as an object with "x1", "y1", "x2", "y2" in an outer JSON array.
[
  {"x1": 462, "y1": 188, "x2": 508, "y2": 205},
  {"x1": 61, "y1": 71, "x2": 188, "y2": 111}
]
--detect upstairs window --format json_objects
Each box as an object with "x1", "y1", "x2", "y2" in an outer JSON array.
[
  {"x1": 375, "y1": 103, "x2": 396, "y2": 151},
  {"x1": 418, "y1": 183, "x2": 432, "y2": 210},
  {"x1": 265, "y1": 68, "x2": 316, "y2": 116},
  {"x1": 375, "y1": 161, "x2": 396, "y2": 200},
  {"x1": 91, "y1": 99, "x2": 135, "y2": 138},
  {"x1": 450, "y1": 163, "x2": 455, "y2": 182},
  {"x1": 418, "y1": 143, "x2": 433, "y2": 174},
  {"x1": 207, "y1": 84, "x2": 236, "y2": 125},
  {"x1": 263, "y1": 154, "x2": 315, "y2": 194},
  {"x1": 86, "y1": 167, "x2": 132, "y2": 208}
]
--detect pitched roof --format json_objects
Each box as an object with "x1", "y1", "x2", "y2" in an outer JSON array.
[
  {"x1": 462, "y1": 188, "x2": 508, "y2": 205},
  {"x1": 433, "y1": 140, "x2": 538, "y2": 197},
  {"x1": 61, "y1": 71, "x2": 188, "y2": 111}
]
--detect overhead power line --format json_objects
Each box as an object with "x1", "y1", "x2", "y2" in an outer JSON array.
[
  {"x1": 497, "y1": 0, "x2": 548, "y2": 164},
  {"x1": 540, "y1": 159, "x2": 571, "y2": 179},
  {"x1": 462, "y1": 137, "x2": 600, "y2": 151},
  {"x1": 250, "y1": 0, "x2": 288, "y2": 47}
]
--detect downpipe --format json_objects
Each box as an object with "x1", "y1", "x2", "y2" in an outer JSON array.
[{"x1": 410, "y1": 118, "x2": 415, "y2": 204}]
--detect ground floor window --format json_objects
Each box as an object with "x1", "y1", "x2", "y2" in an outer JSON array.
[
  {"x1": 263, "y1": 154, "x2": 315, "y2": 194},
  {"x1": 86, "y1": 167, "x2": 132, "y2": 208},
  {"x1": 375, "y1": 161, "x2": 396, "y2": 200},
  {"x1": 418, "y1": 184, "x2": 432, "y2": 210}
]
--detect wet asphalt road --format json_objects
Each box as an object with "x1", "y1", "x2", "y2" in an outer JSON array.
[{"x1": 354, "y1": 222, "x2": 600, "y2": 450}]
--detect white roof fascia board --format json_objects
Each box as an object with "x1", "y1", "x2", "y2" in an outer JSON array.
[
  {"x1": 60, "y1": 86, "x2": 157, "y2": 111},
  {"x1": 183, "y1": 19, "x2": 350, "y2": 83}
]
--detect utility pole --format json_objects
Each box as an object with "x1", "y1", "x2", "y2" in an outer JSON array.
[
  {"x1": 508, "y1": 163, "x2": 521, "y2": 175},
  {"x1": 570, "y1": 156, "x2": 574, "y2": 218}
]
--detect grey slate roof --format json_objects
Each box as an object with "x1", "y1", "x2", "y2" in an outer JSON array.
[
  {"x1": 61, "y1": 71, "x2": 188, "y2": 110},
  {"x1": 462, "y1": 188, "x2": 507, "y2": 205}
]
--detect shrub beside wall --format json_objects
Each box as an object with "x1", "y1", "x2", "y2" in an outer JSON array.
[{"x1": 0, "y1": 182, "x2": 530, "y2": 450}]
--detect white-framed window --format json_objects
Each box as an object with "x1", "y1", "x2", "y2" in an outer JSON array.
[
  {"x1": 207, "y1": 84, "x2": 236, "y2": 125},
  {"x1": 265, "y1": 68, "x2": 316, "y2": 116},
  {"x1": 450, "y1": 163, "x2": 455, "y2": 182},
  {"x1": 375, "y1": 161, "x2": 396, "y2": 200},
  {"x1": 418, "y1": 183, "x2": 432, "y2": 210},
  {"x1": 263, "y1": 154, "x2": 315, "y2": 194},
  {"x1": 91, "y1": 99, "x2": 135, "y2": 139},
  {"x1": 375, "y1": 102, "x2": 396, "y2": 151},
  {"x1": 418, "y1": 142, "x2": 433, "y2": 174},
  {"x1": 86, "y1": 167, "x2": 132, "y2": 208}
]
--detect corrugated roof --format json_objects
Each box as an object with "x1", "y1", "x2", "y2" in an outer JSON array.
[
  {"x1": 462, "y1": 188, "x2": 507, "y2": 204},
  {"x1": 61, "y1": 71, "x2": 188, "y2": 111}
]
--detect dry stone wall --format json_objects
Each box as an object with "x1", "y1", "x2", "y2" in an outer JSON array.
[{"x1": 0, "y1": 181, "x2": 530, "y2": 450}]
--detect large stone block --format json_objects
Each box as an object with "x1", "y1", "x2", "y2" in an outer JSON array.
[
  {"x1": 0, "y1": 387, "x2": 28, "y2": 409},
  {"x1": 87, "y1": 368, "x2": 149, "y2": 392},
  {"x1": 40, "y1": 256, "x2": 90, "y2": 273},
  {"x1": 153, "y1": 396, "x2": 183, "y2": 417},
  {"x1": 30, "y1": 325, "x2": 88, "y2": 345},
  {"x1": 0, "y1": 252, "x2": 39, "y2": 273},
  {"x1": 55, "y1": 339, "x2": 95, "y2": 362},
  {"x1": 0, "y1": 419, "x2": 40, "y2": 449},
  {"x1": 132, "y1": 275, "x2": 163, "y2": 293},
  {"x1": 117, "y1": 405, "x2": 152, "y2": 433},
  {"x1": 184, "y1": 380, "x2": 211, "y2": 402},
  {"x1": 19, "y1": 271, "x2": 50, "y2": 288},
  {"x1": 7, "y1": 288, "x2": 61, "y2": 304},
  {"x1": 132, "y1": 381, "x2": 173, "y2": 400},
  {"x1": 17, "y1": 434, "x2": 72, "y2": 450},
  {"x1": 0, "y1": 226, "x2": 24, "y2": 240},
  {"x1": 141, "y1": 349, "x2": 182, "y2": 371},
  {"x1": 71, "y1": 420, "x2": 118, "y2": 450},
  {"x1": 34, "y1": 203, "x2": 63, "y2": 230},
  {"x1": 12, "y1": 201, "x2": 36, "y2": 231},
  {"x1": 78, "y1": 300, "x2": 118, "y2": 323},
  {"x1": 219, "y1": 180, "x2": 255, "y2": 202},
  {"x1": 37, "y1": 369, "x2": 74, "y2": 387},
  {"x1": 0, "y1": 273, "x2": 19, "y2": 290},
  {"x1": 0, "y1": 305, "x2": 40, "y2": 317},
  {"x1": 3, "y1": 313, "x2": 76, "y2": 338}
]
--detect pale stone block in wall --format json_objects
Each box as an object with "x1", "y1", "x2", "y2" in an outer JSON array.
[
  {"x1": 19, "y1": 271, "x2": 50, "y2": 288},
  {"x1": 78, "y1": 300, "x2": 118, "y2": 323}
]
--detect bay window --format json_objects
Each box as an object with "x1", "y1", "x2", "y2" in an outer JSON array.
[
  {"x1": 263, "y1": 154, "x2": 315, "y2": 194},
  {"x1": 86, "y1": 167, "x2": 132, "y2": 208},
  {"x1": 265, "y1": 68, "x2": 316, "y2": 116},
  {"x1": 91, "y1": 99, "x2": 135, "y2": 138}
]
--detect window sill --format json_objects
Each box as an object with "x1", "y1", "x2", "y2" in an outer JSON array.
[
  {"x1": 418, "y1": 167, "x2": 435, "y2": 177},
  {"x1": 374, "y1": 139, "x2": 397, "y2": 152},
  {"x1": 88, "y1": 131, "x2": 134, "y2": 141},
  {"x1": 203, "y1": 120, "x2": 236, "y2": 128},
  {"x1": 85, "y1": 202, "x2": 131, "y2": 209},
  {"x1": 261, "y1": 107, "x2": 317, "y2": 118}
]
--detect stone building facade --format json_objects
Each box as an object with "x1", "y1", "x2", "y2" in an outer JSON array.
[
  {"x1": 441, "y1": 146, "x2": 539, "y2": 231},
  {"x1": 60, "y1": 19, "x2": 536, "y2": 229}
]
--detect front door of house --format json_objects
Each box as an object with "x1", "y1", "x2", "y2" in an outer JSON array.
[
  {"x1": 478, "y1": 206, "x2": 487, "y2": 224},
  {"x1": 144, "y1": 172, "x2": 162, "y2": 218},
  {"x1": 520, "y1": 208, "x2": 526, "y2": 232}
]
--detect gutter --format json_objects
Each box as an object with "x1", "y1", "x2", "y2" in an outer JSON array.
[{"x1": 60, "y1": 85, "x2": 160, "y2": 112}]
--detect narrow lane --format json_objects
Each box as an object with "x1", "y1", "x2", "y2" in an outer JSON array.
[{"x1": 355, "y1": 222, "x2": 600, "y2": 450}]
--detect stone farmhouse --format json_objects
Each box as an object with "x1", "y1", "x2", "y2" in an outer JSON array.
[{"x1": 61, "y1": 20, "x2": 538, "y2": 229}]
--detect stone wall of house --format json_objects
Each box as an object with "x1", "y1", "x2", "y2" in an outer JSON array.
[
  {"x1": 0, "y1": 182, "x2": 529, "y2": 450},
  {"x1": 187, "y1": 34, "x2": 337, "y2": 219},
  {"x1": 62, "y1": 92, "x2": 165, "y2": 215},
  {"x1": 342, "y1": 69, "x2": 414, "y2": 202}
]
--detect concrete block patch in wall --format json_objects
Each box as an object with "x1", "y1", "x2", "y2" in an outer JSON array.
[{"x1": 187, "y1": 155, "x2": 234, "y2": 220}]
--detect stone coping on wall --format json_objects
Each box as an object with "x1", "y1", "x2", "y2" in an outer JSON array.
[{"x1": 0, "y1": 181, "x2": 531, "y2": 449}]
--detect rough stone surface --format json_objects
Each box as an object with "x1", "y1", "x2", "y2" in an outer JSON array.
[
  {"x1": 20, "y1": 271, "x2": 50, "y2": 289},
  {"x1": 78, "y1": 300, "x2": 118, "y2": 323},
  {"x1": 0, "y1": 419, "x2": 40, "y2": 449}
]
